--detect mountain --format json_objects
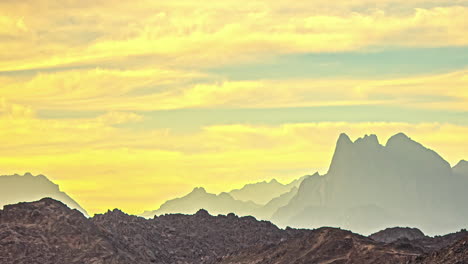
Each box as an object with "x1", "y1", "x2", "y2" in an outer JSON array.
[
  {"x1": 272, "y1": 133, "x2": 468, "y2": 235},
  {"x1": 5, "y1": 198, "x2": 468, "y2": 264},
  {"x1": 370, "y1": 227, "x2": 426, "y2": 243},
  {"x1": 0, "y1": 172, "x2": 88, "y2": 216},
  {"x1": 228, "y1": 176, "x2": 307, "y2": 205},
  {"x1": 141, "y1": 176, "x2": 308, "y2": 220},
  {"x1": 0, "y1": 198, "x2": 292, "y2": 264},
  {"x1": 141, "y1": 187, "x2": 261, "y2": 218}
]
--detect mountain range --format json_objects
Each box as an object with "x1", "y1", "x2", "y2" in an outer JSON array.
[
  {"x1": 1, "y1": 198, "x2": 467, "y2": 264},
  {"x1": 141, "y1": 133, "x2": 468, "y2": 235},
  {"x1": 1, "y1": 132, "x2": 467, "y2": 236}
]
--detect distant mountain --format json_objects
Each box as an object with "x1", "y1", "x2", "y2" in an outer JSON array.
[
  {"x1": 0, "y1": 173, "x2": 88, "y2": 216},
  {"x1": 141, "y1": 187, "x2": 261, "y2": 218},
  {"x1": 141, "y1": 175, "x2": 308, "y2": 220},
  {"x1": 228, "y1": 176, "x2": 307, "y2": 205},
  {"x1": 255, "y1": 186, "x2": 299, "y2": 220},
  {"x1": 4, "y1": 198, "x2": 468, "y2": 264},
  {"x1": 272, "y1": 133, "x2": 468, "y2": 235}
]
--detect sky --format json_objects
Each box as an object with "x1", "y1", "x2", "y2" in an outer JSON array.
[{"x1": 0, "y1": 0, "x2": 467, "y2": 214}]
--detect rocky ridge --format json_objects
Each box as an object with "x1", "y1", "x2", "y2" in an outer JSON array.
[{"x1": 1, "y1": 198, "x2": 468, "y2": 264}]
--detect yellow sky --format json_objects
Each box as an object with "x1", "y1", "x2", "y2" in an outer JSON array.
[{"x1": 0, "y1": 0, "x2": 467, "y2": 214}]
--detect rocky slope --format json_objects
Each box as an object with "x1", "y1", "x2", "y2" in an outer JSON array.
[
  {"x1": 411, "y1": 236, "x2": 468, "y2": 263},
  {"x1": 1, "y1": 198, "x2": 292, "y2": 264},
  {"x1": 219, "y1": 227, "x2": 421, "y2": 264},
  {"x1": 370, "y1": 227, "x2": 426, "y2": 243},
  {"x1": 2, "y1": 198, "x2": 468, "y2": 264}
]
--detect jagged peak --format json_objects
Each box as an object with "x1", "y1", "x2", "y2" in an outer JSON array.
[
  {"x1": 269, "y1": 178, "x2": 279, "y2": 184},
  {"x1": 354, "y1": 134, "x2": 380, "y2": 146},
  {"x1": 190, "y1": 187, "x2": 207, "y2": 194},
  {"x1": 311, "y1": 172, "x2": 320, "y2": 177}
]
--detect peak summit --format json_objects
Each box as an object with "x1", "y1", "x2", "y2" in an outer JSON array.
[
  {"x1": 191, "y1": 187, "x2": 207, "y2": 194},
  {"x1": 337, "y1": 133, "x2": 352, "y2": 145},
  {"x1": 354, "y1": 134, "x2": 379, "y2": 145},
  {"x1": 386, "y1": 133, "x2": 412, "y2": 147}
]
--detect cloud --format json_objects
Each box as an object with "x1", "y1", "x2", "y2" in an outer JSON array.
[
  {"x1": 0, "y1": 2, "x2": 467, "y2": 72},
  {"x1": 0, "y1": 98, "x2": 35, "y2": 119}
]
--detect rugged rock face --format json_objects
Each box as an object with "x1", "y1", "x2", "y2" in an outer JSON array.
[
  {"x1": 0, "y1": 198, "x2": 129, "y2": 264},
  {"x1": 1, "y1": 198, "x2": 467, "y2": 264},
  {"x1": 370, "y1": 227, "x2": 426, "y2": 243},
  {"x1": 93, "y1": 208, "x2": 290, "y2": 264},
  {"x1": 219, "y1": 227, "x2": 421, "y2": 264},
  {"x1": 0, "y1": 198, "x2": 291, "y2": 264},
  {"x1": 411, "y1": 236, "x2": 468, "y2": 264}
]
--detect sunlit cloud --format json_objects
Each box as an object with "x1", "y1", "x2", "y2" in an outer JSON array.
[{"x1": 1, "y1": 1, "x2": 467, "y2": 71}]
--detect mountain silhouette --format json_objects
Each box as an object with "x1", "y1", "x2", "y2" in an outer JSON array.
[
  {"x1": 0, "y1": 173, "x2": 88, "y2": 216},
  {"x1": 272, "y1": 133, "x2": 467, "y2": 235},
  {"x1": 141, "y1": 187, "x2": 261, "y2": 218},
  {"x1": 141, "y1": 176, "x2": 308, "y2": 219},
  {"x1": 140, "y1": 132, "x2": 466, "y2": 235}
]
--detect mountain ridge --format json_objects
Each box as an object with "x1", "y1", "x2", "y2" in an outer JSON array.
[{"x1": 3, "y1": 198, "x2": 467, "y2": 264}]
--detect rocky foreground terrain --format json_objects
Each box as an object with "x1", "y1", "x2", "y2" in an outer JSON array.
[{"x1": 0, "y1": 198, "x2": 467, "y2": 264}]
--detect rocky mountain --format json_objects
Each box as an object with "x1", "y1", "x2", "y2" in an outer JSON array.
[
  {"x1": 219, "y1": 227, "x2": 421, "y2": 264},
  {"x1": 0, "y1": 173, "x2": 88, "y2": 216},
  {"x1": 0, "y1": 198, "x2": 126, "y2": 263},
  {"x1": 228, "y1": 176, "x2": 307, "y2": 205},
  {"x1": 272, "y1": 133, "x2": 468, "y2": 235},
  {"x1": 411, "y1": 236, "x2": 468, "y2": 264},
  {"x1": 370, "y1": 227, "x2": 426, "y2": 243},
  {"x1": 0, "y1": 198, "x2": 292, "y2": 264},
  {"x1": 140, "y1": 187, "x2": 261, "y2": 218},
  {"x1": 2, "y1": 198, "x2": 468, "y2": 264}
]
